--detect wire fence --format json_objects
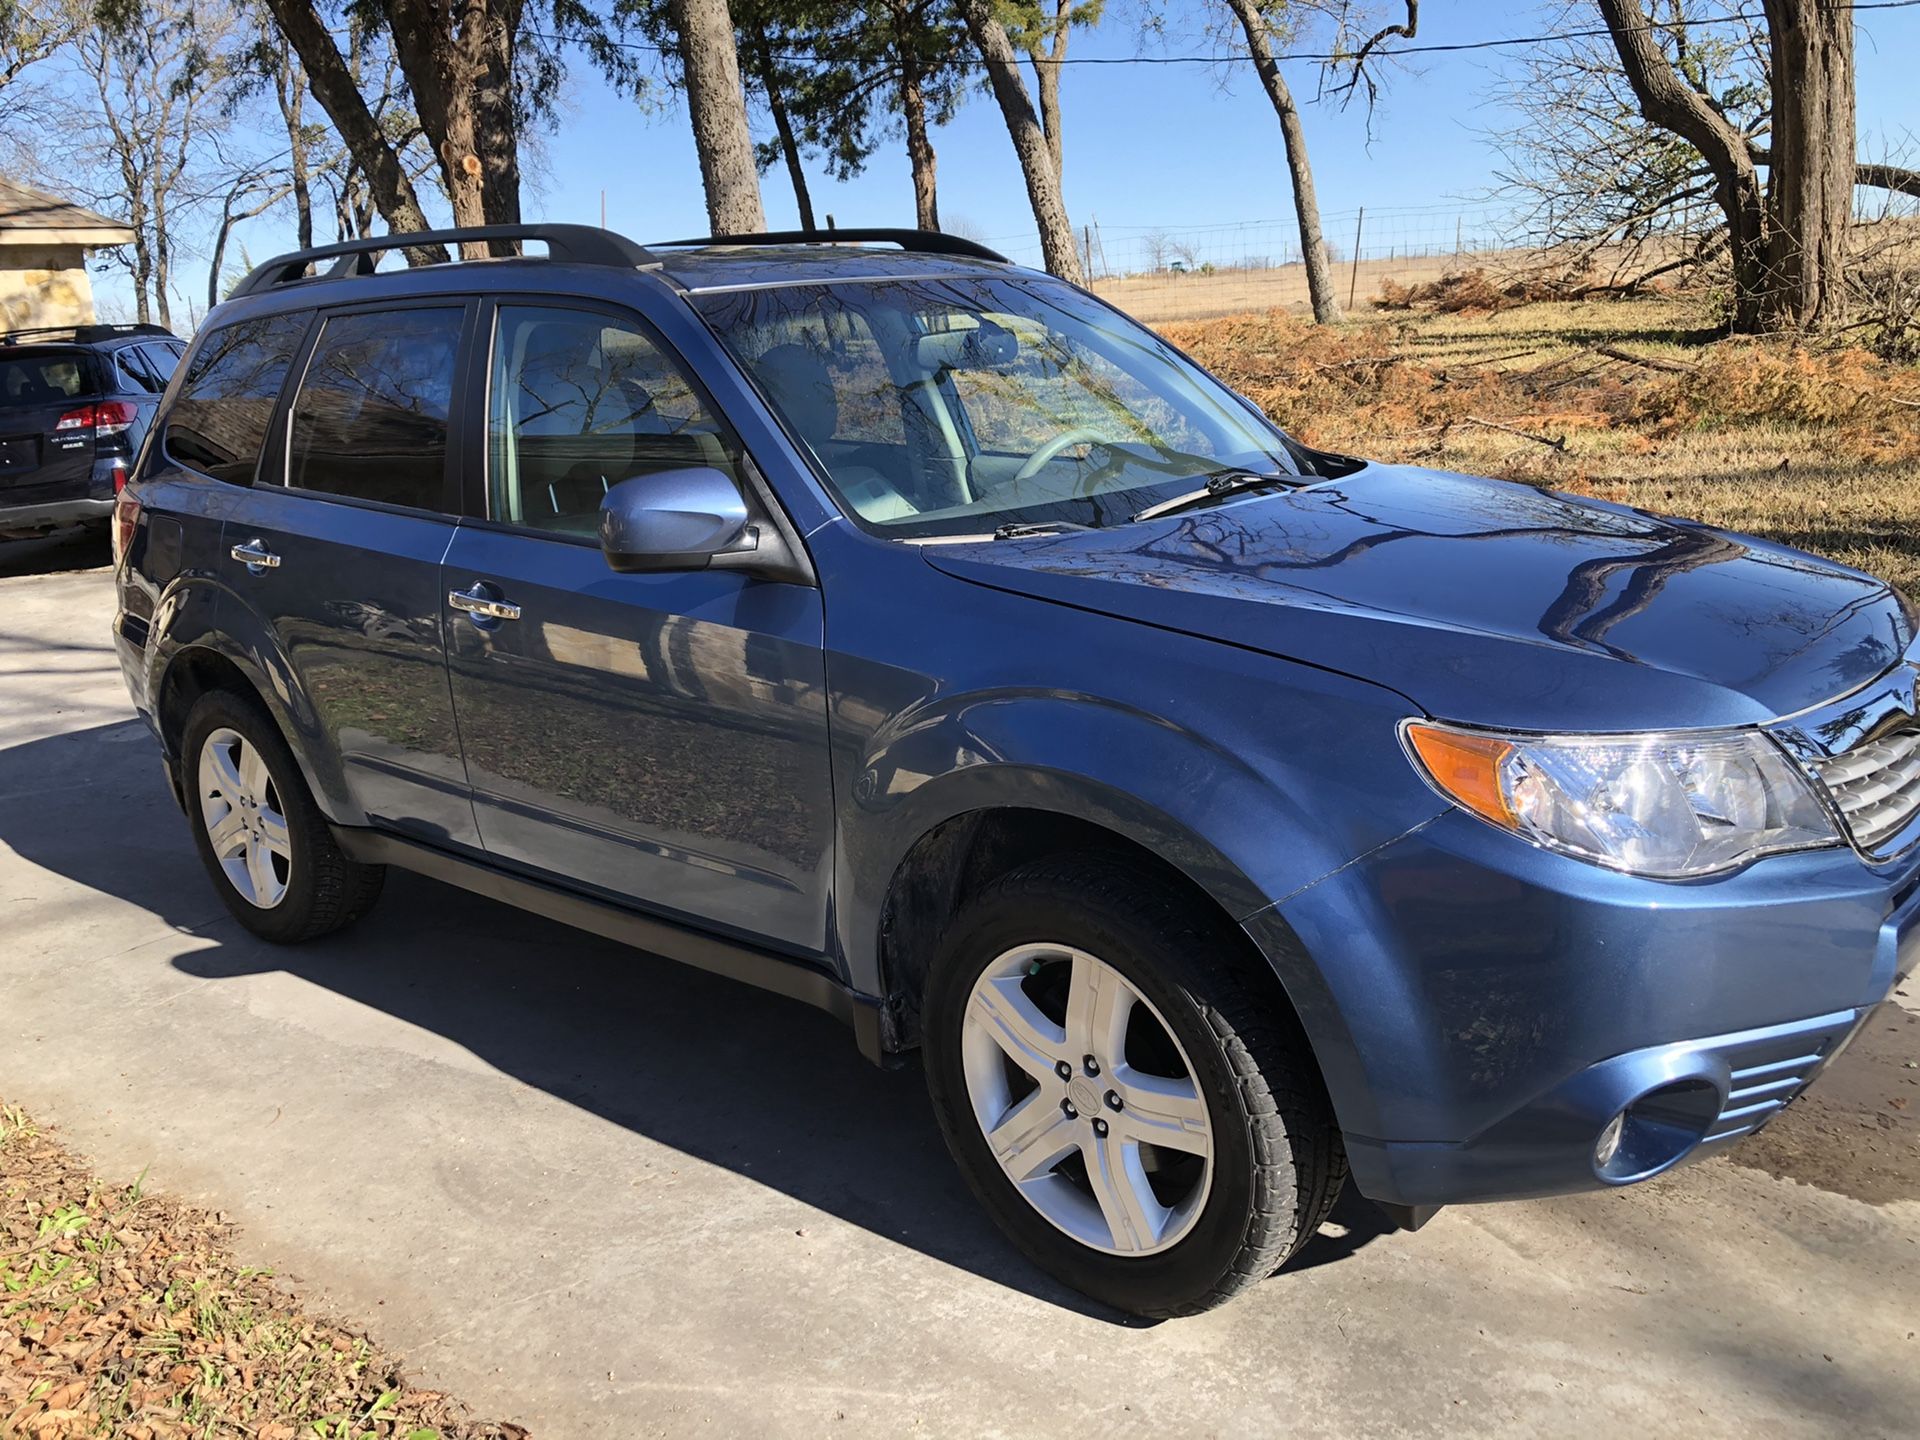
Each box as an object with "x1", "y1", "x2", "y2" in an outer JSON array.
[
  {"x1": 977, "y1": 194, "x2": 1920, "y2": 324},
  {"x1": 981, "y1": 201, "x2": 1521, "y2": 322}
]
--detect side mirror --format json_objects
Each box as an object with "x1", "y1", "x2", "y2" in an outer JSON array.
[{"x1": 599, "y1": 467, "x2": 754, "y2": 573}]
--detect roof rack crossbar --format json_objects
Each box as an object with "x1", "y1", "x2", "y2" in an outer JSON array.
[
  {"x1": 230, "y1": 224, "x2": 659, "y2": 299},
  {"x1": 0, "y1": 322, "x2": 173, "y2": 345},
  {"x1": 653, "y1": 227, "x2": 1010, "y2": 265}
]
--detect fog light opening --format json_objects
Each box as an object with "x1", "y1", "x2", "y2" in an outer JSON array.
[
  {"x1": 1594, "y1": 1111, "x2": 1626, "y2": 1168},
  {"x1": 1593, "y1": 1078, "x2": 1722, "y2": 1184}
]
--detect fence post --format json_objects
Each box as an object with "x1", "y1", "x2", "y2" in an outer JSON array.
[{"x1": 1348, "y1": 208, "x2": 1365, "y2": 310}]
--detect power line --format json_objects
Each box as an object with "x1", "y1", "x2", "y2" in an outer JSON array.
[{"x1": 545, "y1": 1, "x2": 1920, "y2": 70}]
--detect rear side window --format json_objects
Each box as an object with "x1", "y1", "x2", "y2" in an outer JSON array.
[
  {"x1": 140, "y1": 343, "x2": 182, "y2": 384},
  {"x1": 166, "y1": 313, "x2": 311, "y2": 483},
  {"x1": 286, "y1": 308, "x2": 461, "y2": 511},
  {"x1": 115, "y1": 346, "x2": 166, "y2": 394},
  {"x1": 0, "y1": 351, "x2": 96, "y2": 408}
]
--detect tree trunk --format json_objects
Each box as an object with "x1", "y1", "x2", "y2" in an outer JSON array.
[
  {"x1": 892, "y1": 2, "x2": 939, "y2": 230},
  {"x1": 958, "y1": 0, "x2": 1082, "y2": 282},
  {"x1": 672, "y1": 0, "x2": 767, "y2": 234},
  {"x1": 1224, "y1": 0, "x2": 1340, "y2": 323},
  {"x1": 262, "y1": 0, "x2": 443, "y2": 264},
  {"x1": 276, "y1": 45, "x2": 315, "y2": 250},
  {"x1": 1760, "y1": 0, "x2": 1855, "y2": 329},
  {"x1": 470, "y1": 0, "x2": 523, "y2": 245},
  {"x1": 1028, "y1": 0, "x2": 1067, "y2": 182},
  {"x1": 384, "y1": 0, "x2": 487, "y2": 256},
  {"x1": 747, "y1": 24, "x2": 815, "y2": 230}
]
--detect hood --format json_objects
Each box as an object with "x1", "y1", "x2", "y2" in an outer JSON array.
[{"x1": 924, "y1": 464, "x2": 1915, "y2": 732}]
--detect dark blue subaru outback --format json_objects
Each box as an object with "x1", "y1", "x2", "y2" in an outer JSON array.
[{"x1": 113, "y1": 225, "x2": 1920, "y2": 1317}]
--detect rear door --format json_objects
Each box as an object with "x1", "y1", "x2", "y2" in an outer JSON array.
[
  {"x1": 0, "y1": 347, "x2": 101, "y2": 506},
  {"x1": 212, "y1": 300, "x2": 482, "y2": 848},
  {"x1": 440, "y1": 298, "x2": 834, "y2": 952}
]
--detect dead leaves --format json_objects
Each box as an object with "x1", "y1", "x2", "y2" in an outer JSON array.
[{"x1": 0, "y1": 1100, "x2": 527, "y2": 1438}]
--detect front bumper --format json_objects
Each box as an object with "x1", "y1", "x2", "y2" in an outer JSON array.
[{"x1": 1251, "y1": 808, "x2": 1920, "y2": 1207}]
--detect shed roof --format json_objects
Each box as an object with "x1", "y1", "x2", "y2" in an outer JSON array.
[{"x1": 0, "y1": 178, "x2": 134, "y2": 247}]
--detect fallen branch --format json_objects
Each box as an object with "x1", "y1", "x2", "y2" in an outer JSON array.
[
  {"x1": 1454, "y1": 415, "x2": 1569, "y2": 452},
  {"x1": 1590, "y1": 343, "x2": 1699, "y2": 374},
  {"x1": 1310, "y1": 354, "x2": 1402, "y2": 373}
]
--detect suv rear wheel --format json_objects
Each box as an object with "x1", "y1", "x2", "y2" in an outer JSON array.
[
  {"x1": 180, "y1": 689, "x2": 384, "y2": 943},
  {"x1": 922, "y1": 855, "x2": 1345, "y2": 1318}
]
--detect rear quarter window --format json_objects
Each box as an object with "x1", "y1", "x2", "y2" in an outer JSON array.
[{"x1": 165, "y1": 311, "x2": 311, "y2": 483}]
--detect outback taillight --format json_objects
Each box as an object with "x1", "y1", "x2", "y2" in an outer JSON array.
[
  {"x1": 55, "y1": 401, "x2": 137, "y2": 437},
  {"x1": 112, "y1": 483, "x2": 140, "y2": 565}
]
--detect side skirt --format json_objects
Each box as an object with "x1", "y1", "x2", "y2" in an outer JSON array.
[{"x1": 332, "y1": 825, "x2": 889, "y2": 1066}]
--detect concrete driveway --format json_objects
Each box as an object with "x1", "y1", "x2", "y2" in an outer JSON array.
[{"x1": 2, "y1": 539, "x2": 1916, "y2": 1439}]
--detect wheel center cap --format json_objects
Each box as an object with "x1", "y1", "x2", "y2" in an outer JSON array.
[{"x1": 1067, "y1": 1076, "x2": 1102, "y2": 1117}]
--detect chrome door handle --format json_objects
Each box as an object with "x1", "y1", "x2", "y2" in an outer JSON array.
[
  {"x1": 230, "y1": 539, "x2": 280, "y2": 570},
  {"x1": 448, "y1": 585, "x2": 521, "y2": 622}
]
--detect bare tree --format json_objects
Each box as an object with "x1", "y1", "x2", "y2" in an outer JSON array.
[
  {"x1": 958, "y1": 0, "x2": 1083, "y2": 281},
  {"x1": 1489, "y1": 2, "x2": 1756, "y2": 294},
  {"x1": 263, "y1": 0, "x2": 443, "y2": 260},
  {"x1": 1220, "y1": 0, "x2": 1341, "y2": 322},
  {"x1": 1003, "y1": 1, "x2": 1104, "y2": 184},
  {"x1": 0, "y1": 0, "x2": 88, "y2": 131},
  {"x1": 43, "y1": 0, "x2": 252, "y2": 328},
  {"x1": 1594, "y1": 0, "x2": 1920, "y2": 331},
  {"x1": 1209, "y1": 2, "x2": 1416, "y2": 324},
  {"x1": 672, "y1": 0, "x2": 767, "y2": 233}
]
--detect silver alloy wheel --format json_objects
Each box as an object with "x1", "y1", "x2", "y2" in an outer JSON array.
[
  {"x1": 960, "y1": 942, "x2": 1215, "y2": 1256},
  {"x1": 197, "y1": 727, "x2": 292, "y2": 910}
]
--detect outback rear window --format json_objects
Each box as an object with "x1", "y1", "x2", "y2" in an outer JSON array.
[
  {"x1": 165, "y1": 312, "x2": 311, "y2": 484},
  {"x1": 0, "y1": 351, "x2": 96, "y2": 408}
]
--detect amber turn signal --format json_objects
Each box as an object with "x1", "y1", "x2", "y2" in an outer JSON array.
[{"x1": 1404, "y1": 723, "x2": 1518, "y2": 827}]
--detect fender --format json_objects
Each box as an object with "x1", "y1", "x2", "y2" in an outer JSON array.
[
  {"x1": 831, "y1": 679, "x2": 1445, "y2": 1072},
  {"x1": 145, "y1": 570, "x2": 365, "y2": 828}
]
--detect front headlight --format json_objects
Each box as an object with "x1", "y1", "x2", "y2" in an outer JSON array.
[{"x1": 1403, "y1": 721, "x2": 1838, "y2": 878}]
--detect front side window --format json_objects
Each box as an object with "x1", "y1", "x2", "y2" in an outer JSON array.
[
  {"x1": 166, "y1": 312, "x2": 310, "y2": 484},
  {"x1": 487, "y1": 304, "x2": 743, "y2": 537},
  {"x1": 695, "y1": 276, "x2": 1301, "y2": 538},
  {"x1": 286, "y1": 308, "x2": 461, "y2": 510}
]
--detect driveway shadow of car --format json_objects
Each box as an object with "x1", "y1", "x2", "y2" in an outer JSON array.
[{"x1": 1, "y1": 717, "x2": 1385, "y2": 1323}]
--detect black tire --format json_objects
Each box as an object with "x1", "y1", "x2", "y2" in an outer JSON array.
[
  {"x1": 922, "y1": 855, "x2": 1345, "y2": 1318},
  {"x1": 179, "y1": 687, "x2": 385, "y2": 943}
]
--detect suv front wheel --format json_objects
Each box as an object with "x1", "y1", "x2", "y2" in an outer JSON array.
[
  {"x1": 180, "y1": 689, "x2": 384, "y2": 943},
  {"x1": 923, "y1": 855, "x2": 1345, "y2": 1318}
]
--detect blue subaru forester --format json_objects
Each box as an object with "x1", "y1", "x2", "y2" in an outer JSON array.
[{"x1": 111, "y1": 225, "x2": 1920, "y2": 1317}]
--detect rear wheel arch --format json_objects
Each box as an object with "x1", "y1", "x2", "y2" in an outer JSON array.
[{"x1": 154, "y1": 646, "x2": 340, "y2": 823}]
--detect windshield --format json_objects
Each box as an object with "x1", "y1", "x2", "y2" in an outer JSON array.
[{"x1": 694, "y1": 275, "x2": 1304, "y2": 539}]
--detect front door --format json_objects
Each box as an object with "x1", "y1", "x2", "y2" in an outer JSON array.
[
  {"x1": 216, "y1": 301, "x2": 480, "y2": 848},
  {"x1": 442, "y1": 301, "x2": 834, "y2": 953}
]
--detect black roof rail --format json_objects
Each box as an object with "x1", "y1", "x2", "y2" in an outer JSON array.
[
  {"x1": 229, "y1": 224, "x2": 660, "y2": 299},
  {"x1": 0, "y1": 322, "x2": 174, "y2": 346},
  {"x1": 653, "y1": 227, "x2": 1011, "y2": 265}
]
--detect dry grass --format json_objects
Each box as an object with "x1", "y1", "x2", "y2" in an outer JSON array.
[
  {"x1": 1161, "y1": 294, "x2": 1920, "y2": 594},
  {"x1": 0, "y1": 1102, "x2": 525, "y2": 1440}
]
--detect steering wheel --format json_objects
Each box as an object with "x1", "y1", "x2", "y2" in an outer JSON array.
[{"x1": 1011, "y1": 427, "x2": 1114, "y2": 484}]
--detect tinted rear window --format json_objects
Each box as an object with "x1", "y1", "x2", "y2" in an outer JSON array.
[
  {"x1": 0, "y1": 351, "x2": 96, "y2": 409},
  {"x1": 285, "y1": 308, "x2": 461, "y2": 510},
  {"x1": 166, "y1": 312, "x2": 311, "y2": 483}
]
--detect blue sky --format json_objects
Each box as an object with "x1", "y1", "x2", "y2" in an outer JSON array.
[{"x1": 76, "y1": 1, "x2": 1920, "y2": 317}]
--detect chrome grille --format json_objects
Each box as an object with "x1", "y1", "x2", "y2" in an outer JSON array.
[{"x1": 1810, "y1": 722, "x2": 1920, "y2": 855}]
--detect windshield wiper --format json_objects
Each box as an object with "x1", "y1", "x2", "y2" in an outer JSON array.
[
  {"x1": 1130, "y1": 470, "x2": 1293, "y2": 524},
  {"x1": 992, "y1": 520, "x2": 1089, "y2": 540}
]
